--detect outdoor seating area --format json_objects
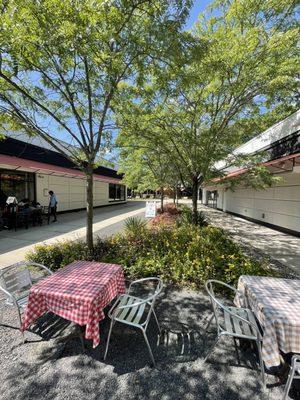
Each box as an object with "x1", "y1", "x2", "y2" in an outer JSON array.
[
  {"x1": 0, "y1": 1, "x2": 299, "y2": 399},
  {"x1": 0, "y1": 200, "x2": 50, "y2": 231},
  {"x1": 0, "y1": 260, "x2": 300, "y2": 400}
]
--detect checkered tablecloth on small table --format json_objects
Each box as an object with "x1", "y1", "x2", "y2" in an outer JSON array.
[
  {"x1": 234, "y1": 275, "x2": 300, "y2": 369},
  {"x1": 22, "y1": 260, "x2": 126, "y2": 347}
]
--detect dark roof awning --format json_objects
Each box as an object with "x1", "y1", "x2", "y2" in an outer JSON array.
[
  {"x1": 0, "y1": 137, "x2": 123, "y2": 182},
  {"x1": 0, "y1": 154, "x2": 122, "y2": 183}
]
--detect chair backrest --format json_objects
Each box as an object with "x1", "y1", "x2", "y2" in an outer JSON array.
[
  {"x1": 150, "y1": 277, "x2": 163, "y2": 307},
  {"x1": 2, "y1": 268, "x2": 32, "y2": 292},
  {"x1": 0, "y1": 263, "x2": 33, "y2": 302},
  {"x1": 205, "y1": 279, "x2": 260, "y2": 338},
  {"x1": 130, "y1": 277, "x2": 163, "y2": 306},
  {"x1": 113, "y1": 277, "x2": 163, "y2": 324},
  {"x1": 205, "y1": 280, "x2": 237, "y2": 332},
  {"x1": 0, "y1": 261, "x2": 52, "y2": 302}
]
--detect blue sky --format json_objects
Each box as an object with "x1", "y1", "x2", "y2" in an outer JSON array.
[{"x1": 185, "y1": 1, "x2": 212, "y2": 29}]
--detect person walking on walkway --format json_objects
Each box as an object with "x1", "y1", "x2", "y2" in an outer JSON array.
[{"x1": 49, "y1": 190, "x2": 58, "y2": 222}]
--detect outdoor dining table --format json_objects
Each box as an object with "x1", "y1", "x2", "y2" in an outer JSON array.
[
  {"x1": 234, "y1": 275, "x2": 300, "y2": 370},
  {"x1": 22, "y1": 260, "x2": 126, "y2": 347}
]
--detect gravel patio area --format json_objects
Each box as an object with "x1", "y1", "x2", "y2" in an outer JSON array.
[{"x1": 0, "y1": 287, "x2": 295, "y2": 400}]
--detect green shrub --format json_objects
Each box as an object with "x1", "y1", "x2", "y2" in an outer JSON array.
[
  {"x1": 179, "y1": 205, "x2": 208, "y2": 227},
  {"x1": 26, "y1": 240, "x2": 91, "y2": 271},
  {"x1": 26, "y1": 223, "x2": 276, "y2": 288},
  {"x1": 102, "y1": 224, "x2": 275, "y2": 287},
  {"x1": 123, "y1": 217, "x2": 147, "y2": 237}
]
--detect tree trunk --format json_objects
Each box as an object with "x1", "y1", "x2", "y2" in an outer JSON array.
[
  {"x1": 192, "y1": 177, "x2": 199, "y2": 224},
  {"x1": 173, "y1": 186, "x2": 176, "y2": 204},
  {"x1": 160, "y1": 187, "x2": 164, "y2": 212},
  {"x1": 86, "y1": 168, "x2": 94, "y2": 251}
]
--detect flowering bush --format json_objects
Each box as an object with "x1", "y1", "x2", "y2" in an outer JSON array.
[
  {"x1": 148, "y1": 212, "x2": 178, "y2": 228},
  {"x1": 158, "y1": 203, "x2": 181, "y2": 215},
  {"x1": 27, "y1": 223, "x2": 276, "y2": 288},
  {"x1": 149, "y1": 202, "x2": 181, "y2": 228},
  {"x1": 102, "y1": 225, "x2": 275, "y2": 287}
]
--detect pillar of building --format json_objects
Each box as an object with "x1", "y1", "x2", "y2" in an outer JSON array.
[
  {"x1": 222, "y1": 189, "x2": 227, "y2": 212},
  {"x1": 202, "y1": 188, "x2": 208, "y2": 205}
]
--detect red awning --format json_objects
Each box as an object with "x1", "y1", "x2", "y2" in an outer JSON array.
[
  {"x1": 0, "y1": 155, "x2": 122, "y2": 184},
  {"x1": 212, "y1": 152, "x2": 300, "y2": 183}
]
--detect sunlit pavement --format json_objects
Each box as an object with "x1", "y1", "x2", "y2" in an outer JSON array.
[
  {"x1": 198, "y1": 204, "x2": 300, "y2": 276},
  {"x1": 0, "y1": 201, "x2": 146, "y2": 268}
]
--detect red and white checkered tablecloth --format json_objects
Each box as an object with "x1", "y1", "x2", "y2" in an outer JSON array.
[
  {"x1": 22, "y1": 260, "x2": 126, "y2": 347},
  {"x1": 234, "y1": 275, "x2": 300, "y2": 368}
]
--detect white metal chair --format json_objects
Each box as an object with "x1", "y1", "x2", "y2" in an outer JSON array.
[
  {"x1": 104, "y1": 277, "x2": 163, "y2": 366},
  {"x1": 204, "y1": 280, "x2": 265, "y2": 386},
  {"x1": 0, "y1": 261, "x2": 53, "y2": 341},
  {"x1": 283, "y1": 355, "x2": 300, "y2": 400}
]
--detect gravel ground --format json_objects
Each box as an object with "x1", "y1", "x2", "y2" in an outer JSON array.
[{"x1": 0, "y1": 287, "x2": 296, "y2": 400}]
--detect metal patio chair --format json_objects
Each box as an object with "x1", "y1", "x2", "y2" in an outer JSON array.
[
  {"x1": 204, "y1": 280, "x2": 265, "y2": 386},
  {"x1": 40, "y1": 206, "x2": 50, "y2": 225},
  {"x1": 283, "y1": 355, "x2": 300, "y2": 400},
  {"x1": 0, "y1": 261, "x2": 53, "y2": 342},
  {"x1": 104, "y1": 277, "x2": 163, "y2": 366}
]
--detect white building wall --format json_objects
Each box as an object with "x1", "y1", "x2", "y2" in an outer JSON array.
[
  {"x1": 94, "y1": 180, "x2": 109, "y2": 207},
  {"x1": 36, "y1": 173, "x2": 125, "y2": 211},
  {"x1": 223, "y1": 171, "x2": 300, "y2": 233}
]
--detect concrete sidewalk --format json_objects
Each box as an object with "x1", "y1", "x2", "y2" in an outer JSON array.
[
  {"x1": 199, "y1": 204, "x2": 300, "y2": 276},
  {"x1": 0, "y1": 201, "x2": 146, "y2": 268}
]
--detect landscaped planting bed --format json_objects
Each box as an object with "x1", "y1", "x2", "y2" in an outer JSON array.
[{"x1": 26, "y1": 205, "x2": 276, "y2": 288}]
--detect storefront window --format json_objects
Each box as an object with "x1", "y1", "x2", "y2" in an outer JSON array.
[
  {"x1": 109, "y1": 183, "x2": 116, "y2": 200},
  {"x1": 0, "y1": 169, "x2": 35, "y2": 207},
  {"x1": 109, "y1": 183, "x2": 126, "y2": 202}
]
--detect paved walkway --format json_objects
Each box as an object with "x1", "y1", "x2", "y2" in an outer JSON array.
[
  {"x1": 0, "y1": 201, "x2": 146, "y2": 268},
  {"x1": 199, "y1": 205, "x2": 300, "y2": 276}
]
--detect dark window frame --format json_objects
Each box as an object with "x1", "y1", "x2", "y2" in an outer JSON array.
[{"x1": 109, "y1": 183, "x2": 126, "y2": 202}]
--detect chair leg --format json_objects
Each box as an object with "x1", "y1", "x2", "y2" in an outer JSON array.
[
  {"x1": 104, "y1": 319, "x2": 114, "y2": 361},
  {"x1": 204, "y1": 314, "x2": 214, "y2": 334},
  {"x1": 16, "y1": 307, "x2": 25, "y2": 344},
  {"x1": 257, "y1": 340, "x2": 266, "y2": 388},
  {"x1": 203, "y1": 335, "x2": 220, "y2": 363},
  {"x1": 152, "y1": 309, "x2": 161, "y2": 334},
  {"x1": 142, "y1": 329, "x2": 156, "y2": 367},
  {"x1": 79, "y1": 328, "x2": 85, "y2": 352},
  {"x1": 233, "y1": 337, "x2": 241, "y2": 366},
  {"x1": 283, "y1": 365, "x2": 294, "y2": 400}
]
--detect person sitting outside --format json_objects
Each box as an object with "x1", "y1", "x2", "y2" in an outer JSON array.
[{"x1": 48, "y1": 190, "x2": 58, "y2": 222}]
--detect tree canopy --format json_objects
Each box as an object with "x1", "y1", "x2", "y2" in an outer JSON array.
[
  {"x1": 116, "y1": 0, "x2": 299, "y2": 216},
  {"x1": 0, "y1": 0, "x2": 192, "y2": 246}
]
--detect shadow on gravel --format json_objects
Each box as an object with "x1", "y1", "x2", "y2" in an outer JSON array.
[{"x1": 0, "y1": 287, "x2": 287, "y2": 400}]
